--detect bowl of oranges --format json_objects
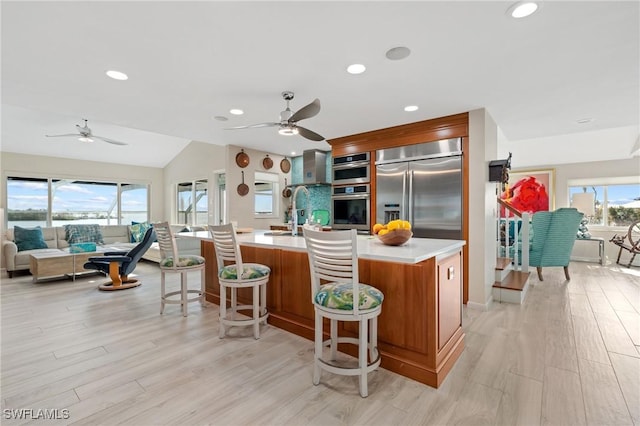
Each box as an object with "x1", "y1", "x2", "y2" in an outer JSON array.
[{"x1": 373, "y1": 220, "x2": 412, "y2": 246}]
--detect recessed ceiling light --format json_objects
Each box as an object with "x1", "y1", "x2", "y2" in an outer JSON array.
[
  {"x1": 213, "y1": 116, "x2": 228, "y2": 121},
  {"x1": 386, "y1": 47, "x2": 411, "y2": 60},
  {"x1": 404, "y1": 105, "x2": 419, "y2": 112},
  {"x1": 347, "y1": 64, "x2": 366, "y2": 75},
  {"x1": 576, "y1": 118, "x2": 593, "y2": 124},
  {"x1": 106, "y1": 70, "x2": 128, "y2": 80},
  {"x1": 229, "y1": 109, "x2": 244, "y2": 115},
  {"x1": 78, "y1": 137, "x2": 93, "y2": 143},
  {"x1": 291, "y1": 151, "x2": 296, "y2": 156},
  {"x1": 507, "y1": 1, "x2": 539, "y2": 18}
]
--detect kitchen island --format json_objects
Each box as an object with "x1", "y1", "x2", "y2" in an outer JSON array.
[{"x1": 180, "y1": 230, "x2": 465, "y2": 388}]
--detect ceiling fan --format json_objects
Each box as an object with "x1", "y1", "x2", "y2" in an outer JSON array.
[
  {"x1": 226, "y1": 91, "x2": 325, "y2": 141},
  {"x1": 45, "y1": 119, "x2": 128, "y2": 146}
]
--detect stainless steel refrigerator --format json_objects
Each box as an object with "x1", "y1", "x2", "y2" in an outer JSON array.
[{"x1": 376, "y1": 139, "x2": 463, "y2": 240}]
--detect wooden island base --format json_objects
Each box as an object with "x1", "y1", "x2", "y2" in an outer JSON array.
[{"x1": 201, "y1": 239, "x2": 464, "y2": 388}]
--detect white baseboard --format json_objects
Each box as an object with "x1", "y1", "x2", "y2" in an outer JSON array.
[{"x1": 466, "y1": 295, "x2": 493, "y2": 311}]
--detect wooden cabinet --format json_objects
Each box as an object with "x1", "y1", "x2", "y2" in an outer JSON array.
[
  {"x1": 201, "y1": 239, "x2": 464, "y2": 388},
  {"x1": 327, "y1": 112, "x2": 470, "y2": 305},
  {"x1": 437, "y1": 252, "x2": 462, "y2": 352}
]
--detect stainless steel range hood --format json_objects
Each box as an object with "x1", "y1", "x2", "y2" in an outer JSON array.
[{"x1": 303, "y1": 149, "x2": 330, "y2": 185}]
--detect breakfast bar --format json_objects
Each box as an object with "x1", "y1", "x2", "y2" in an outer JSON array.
[{"x1": 181, "y1": 230, "x2": 466, "y2": 388}]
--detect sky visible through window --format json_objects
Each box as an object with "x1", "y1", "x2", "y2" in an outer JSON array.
[
  {"x1": 8, "y1": 180, "x2": 147, "y2": 212},
  {"x1": 7, "y1": 178, "x2": 148, "y2": 226},
  {"x1": 569, "y1": 184, "x2": 639, "y2": 207}
]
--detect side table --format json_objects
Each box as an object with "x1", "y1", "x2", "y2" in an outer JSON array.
[{"x1": 571, "y1": 237, "x2": 605, "y2": 265}]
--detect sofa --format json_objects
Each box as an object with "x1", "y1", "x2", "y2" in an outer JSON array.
[{"x1": 3, "y1": 224, "x2": 203, "y2": 277}]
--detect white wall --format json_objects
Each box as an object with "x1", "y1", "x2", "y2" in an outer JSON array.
[
  {"x1": 499, "y1": 125, "x2": 639, "y2": 168},
  {"x1": 225, "y1": 145, "x2": 291, "y2": 229},
  {"x1": 163, "y1": 141, "x2": 227, "y2": 225},
  {"x1": 468, "y1": 108, "x2": 499, "y2": 309}
]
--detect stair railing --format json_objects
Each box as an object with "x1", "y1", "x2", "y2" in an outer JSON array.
[{"x1": 497, "y1": 198, "x2": 530, "y2": 273}]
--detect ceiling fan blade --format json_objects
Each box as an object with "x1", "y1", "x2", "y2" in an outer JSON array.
[
  {"x1": 289, "y1": 99, "x2": 321, "y2": 123},
  {"x1": 92, "y1": 135, "x2": 128, "y2": 146},
  {"x1": 225, "y1": 122, "x2": 279, "y2": 130},
  {"x1": 297, "y1": 126, "x2": 325, "y2": 141},
  {"x1": 45, "y1": 133, "x2": 79, "y2": 138}
]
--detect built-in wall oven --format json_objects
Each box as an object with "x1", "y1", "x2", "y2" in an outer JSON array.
[
  {"x1": 332, "y1": 152, "x2": 370, "y2": 185},
  {"x1": 331, "y1": 184, "x2": 370, "y2": 233}
]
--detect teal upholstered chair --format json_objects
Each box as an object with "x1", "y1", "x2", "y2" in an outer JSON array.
[{"x1": 529, "y1": 208, "x2": 583, "y2": 281}]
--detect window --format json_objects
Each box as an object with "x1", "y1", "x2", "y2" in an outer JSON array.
[
  {"x1": 254, "y1": 172, "x2": 279, "y2": 217},
  {"x1": 569, "y1": 181, "x2": 640, "y2": 227},
  {"x1": 6, "y1": 176, "x2": 149, "y2": 228},
  {"x1": 52, "y1": 180, "x2": 118, "y2": 226},
  {"x1": 121, "y1": 183, "x2": 149, "y2": 225},
  {"x1": 6, "y1": 177, "x2": 48, "y2": 227},
  {"x1": 177, "y1": 180, "x2": 208, "y2": 226},
  {"x1": 216, "y1": 173, "x2": 227, "y2": 225}
]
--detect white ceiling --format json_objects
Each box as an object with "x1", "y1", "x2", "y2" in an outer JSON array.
[{"x1": 2, "y1": 1, "x2": 638, "y2": 168}]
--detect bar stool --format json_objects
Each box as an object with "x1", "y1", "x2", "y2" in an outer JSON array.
[
  {"x1": 302, "y1": 228, "x2": 384, "y2": 398},
  {"x1": 209, "y1": 224, "x2": 270, "y2": 339},
  {"x1": 153, "y1": 222, "x2": 205, "y2": 317}
]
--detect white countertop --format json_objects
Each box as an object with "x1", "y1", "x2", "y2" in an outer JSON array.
[{"x1": 178, "y1": 230, "x2": 465, "y2": 264}]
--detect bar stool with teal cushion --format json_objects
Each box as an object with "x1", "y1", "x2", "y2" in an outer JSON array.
[
  {"x1": 209, "y1": 224, "x2": 270, "y2": 339},
  {"x1": 303, "y1": 228, "x2": 384, "y2": 398},
  {"x1": 153, "y1": 222, "x2": 205, "y2": 317}
]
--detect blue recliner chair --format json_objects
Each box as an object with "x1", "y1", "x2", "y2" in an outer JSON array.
[
  {"x1": 84, "y1": 227, "x2": 156, "y2": 291},
  {"x1": 529, "y1": 208, "x2": 583, "y2": 281}
]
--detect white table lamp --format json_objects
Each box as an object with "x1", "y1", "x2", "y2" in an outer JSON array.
[
  {"x1": 572, "y1": 192, "x2": 595, "y2": 238},
  {"x1": 572, "y1": 192, "x2": 595, "y2": 217}
]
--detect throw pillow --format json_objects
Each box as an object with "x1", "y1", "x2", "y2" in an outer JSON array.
[
  {"x1": 129, "y1": 221, "x2": 152, "y2": 243},
  {"x1": 64, "y1": 224, "x2": 105, "y2": 244},
  {"x1": 14, "y1": 226, "x2": 48, "y2": 252}
]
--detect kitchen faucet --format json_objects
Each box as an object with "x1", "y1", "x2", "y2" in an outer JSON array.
[{"x1": 291, "y1": 185, "x2": 310, "y2": 236}]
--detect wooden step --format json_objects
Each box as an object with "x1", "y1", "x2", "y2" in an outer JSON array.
[
  {"x1": 493, "y1": 270, "x2": 530, "y2": 291},
  {"x1": 495, "y1": 257, "x2": 512, "y2": 271}
]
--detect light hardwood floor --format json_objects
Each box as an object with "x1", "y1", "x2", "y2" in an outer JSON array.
[{"x1": 1, "y1": 260, "x2": 639, "y2": 425}]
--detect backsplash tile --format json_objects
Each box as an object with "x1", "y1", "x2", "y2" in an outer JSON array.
[{"x1": 287, "y1": 153, "x2": 332, "y2": 225}]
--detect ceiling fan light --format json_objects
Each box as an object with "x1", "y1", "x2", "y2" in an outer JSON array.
[
  {"x1": 106, "y1": 70, "x2": 128, "y2": 80},
  {"x1": 78, "y1": 137, "x2": 93, "y2": 143},
  {"x1": 278, "y1": 127, "x2": 299, "y2": 136},
  {"x1": 508, "y1": 1, "x2": 539, "y2": 18}
]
